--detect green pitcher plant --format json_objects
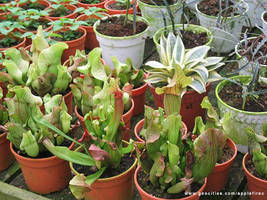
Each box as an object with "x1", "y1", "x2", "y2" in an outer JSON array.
[
  {"x1": 135, "y1": 105, "x2": 227, "y2": 194},
  {"x1": 69, "y1": 48, "x2": 132, "y2": 116},
  {"x1": 4, "y1": 86, "x2": 72, "y2": 157},
  {"x1": 145, "y1": 32, "x2": 224, "y2": 115},
  {"x1": 0, "y1": 26, "x2": 72, "y2": 97},
  {"x1": 38, "y1": 77, "x2": 134, "y2": 199},
  {"x1": 246, "y1": 123, "x2": 267, "y2": 179}
]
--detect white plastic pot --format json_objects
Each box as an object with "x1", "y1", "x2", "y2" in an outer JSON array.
[
  {"x1": 93, "y1": 15, "x2": 149, "y2": 68},
  {"x1": 196, "y1": 1, "x2": 249, "y2": 53},
  {"x1": 244, "y1": 0, "x2": 267, "y2": 27},
  {"x1": 235, "y1": 37, "x2": 267, "y2": 76},
  {"x1": 137, "y1": 0, "x2": 182, "y2": 38},
  {"x1": 262, "y1": 11, "x2": 267, "y2": 35}
]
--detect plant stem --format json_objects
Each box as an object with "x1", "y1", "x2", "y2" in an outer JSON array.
[
  {"x1": 123, "y1": 0, "x2": 130, "y2": 26},
  {"x1": 164, "y1": 94, "x2": 181, "y2": 116}
]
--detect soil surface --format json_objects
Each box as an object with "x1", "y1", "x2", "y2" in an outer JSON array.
[
  {"x1": 246, "y1": 154, "x2": 267, "y2": 181},
  {"x1": 198, "y1": 0, "x2": 236, "y2": 17},
  {"x1": 24, "y1": 19, "x2": 50, "y2": 31},
  {"x1": 140, "y1": 0, "x2": 177, "y2": 6},
  {"x1": 137, "y1": 168, "x2": 203, "y2": 199},
  {"x1": 108, "y1": 2, "x2": 134, "y2": 10},
  {"x1": 73, "y1": 153, "x2": 135, "y2": 178},
  {"x1": 52, "y1": 30, "x2": 83, "y2": 41},
  {"x1": 21, "y1": 3, "x2": 47, "y2": 10},
  {"x1": 96, "y1": 16, "x2": 147, "y2": 37},
  {"x1": 239, "y1": 35, "x2": 267, "y2": 65},
  {"x1": 14, "y1": 138, "x2": 72, "y2": 159},
  {"x1": 80, "y1": 0, "x2": 101, "y2": 3},
  {"x1": 50, "y1": 7, "x2": 73, "y2": 17},
  {"x1": 0, "y1": 37, "x2": 22, "y2": 48},
  {"x1": 219, "y1": 82, "x2": 267, "y2": 112},
  {"x1": 217, "y1": 145, "x2": 235, "y2": 164},
  {"x1": 180, "y1": 30, "x2": 209, "y2": 49},
  {"x1": 264, "y1": 13, "x2": 267, "y2": 22}
]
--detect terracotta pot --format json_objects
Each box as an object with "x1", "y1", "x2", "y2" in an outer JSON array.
[
  {"x1": 54, "y1": 27, "x2": 86, "y2": 64},
  {"x1": 46, "y1": 4, "x2": 77, "y2": 21},
  {"x1": 205, "y1": 138, "x2": 237, "y2": 192},
  {"x1": 243, "y1": 153, "x2": 267, "y2": 200},
  {"x1": 77, "y1": 0, "x2": 108, "y2": 9},
  {"x1": 132, "y1": 73, "x2": 148, "y2": 116},
  {"x1": 134, "y1": 118, "x2": 188, "y2": 143},
  {"x1": 0, "y1": 132, "x2": 14, "y2": 172},
  {"x1": 17, "y1": 17, "x2": 53, "y2": 46},
  {"x1": 17, "y1": 0, "x2": 51, "y2": 10},
  {"x1": 70, "y1": 145, "x2": 138, "y2": 200},
  {"x1": 0, "y1": 35, "x2": 26, "y2": 52},
  {"x1": 10, "y1": 142, "x2": 72, "y2": 194},
  {"x1": 64, "y1": 90, "x2": 73, "y2": 115},
  {"x1": 134, "y1": 166, "x2": 207, "y2": 200},
  {"x1": 76, "y1": 14, "x2": 107, "y2": 50},
  {"x1": 104, "y1": 0, "x2": 138, "y2": 15},
  {"x1": 148, "y1": 83, "x2": 211, "y2": 132},
  {"x1": 75, "y1": 98, "x2": 134, "y2": 141}
]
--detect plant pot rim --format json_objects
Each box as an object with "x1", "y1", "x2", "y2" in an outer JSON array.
[
  {"x1": 70, "y1": 141, "x2": 137, "y2": 182},
  {"x1": 17, "y1": 0, "x2": 51, "y2": 9},
  {"x1": 262, "y1": 10, "x2": 267, "y2": 23},
  {"x1": 242, "y1": 153, "x2": 267, "y2": 183},
  {"x1": 46, "y1": 4, "x2": 77, "y2": 19},
  {"x1": 137, "y1": 0, "x2": 181, "y2": 8},
  {"x1": 93, "y1": 14, "x2": 149, "y2": 40},
  {"x1": 148, "y1": 82, "x2": 211, "y2": 96},
  {"x1": 153, "y1": 24, "x2": 213, "y2": 48},
  {"x1": 51, "y1": 26, "x2": 86, "y2": 44},
  {"x1": 78, "y1": 0, "x2": 108, "y2": 7},
  {"x1": 195, "y1": 1, "x2": 249, "y2": 20},
  {"x1": 134, "y1": 165, "x2": 207, "y2": 200},
  {"x1": 76, "y1": 13, "x2": 109, "y2": 28},
  {"x1": 215, "y1": 75, "x2": 267, "y2": 115},
  {"x1": 0, "y1": 132, "x2": 7, "y2": 142},
  {"x1": 17, "y1": 17, "x2": 53, "y2": 34},
  {"x1": 132, "y1": 73, "x2": 148, "y2": 95},
  {"x1": 0, "y1": 36, "x2": 26, "y2": 51},
  {"x1": 215, "y1": 138, "x2": 237, "y2": 167},
  {"x1": 134, "y1": 118, "x2": 188, "y2": 143},
  {"x1": 9, "y1": 141, "x2": 74, "y2": 162},
  {"x1": 104, "y1": 0, "x2": 138, "y2": 12},
  {"x1": 235, "y1": 36, "x2": 267, "y2": 67}
]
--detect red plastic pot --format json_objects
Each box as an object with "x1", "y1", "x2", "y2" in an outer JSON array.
[
  {"x1": 0, "y1": 132, "x2": 14, "y2": 172},
  {"x1": 0, "y1": 35, "x2": 26, "y2": 52},
  {"x1": 104, "y1": 0, "x2": 138, "y2": 15},
  {"x1": 134, "y1": 166, "x2": 207, "y2": 200},
  {"x1": 77, "y1": 0, "x2": 108, "y2": 9},
  {"x1": 46, "y1": 4, "x2": 77, "y2": 21},
  {"x1": 134, "y1": 118, "x2": 188, "y2": 143},
  {"x1": 17, "y1": 0, "x2": 51, "y2": 10},
  {"x1": 70, "y1": 144, "x2": 137, "y2": 200},
  {"x1": 132, "y1": 73, "x2": 148, "y2": 116},
  {"x1": 76, "y1": 13, "x2": 107, "y2": 50},
  {"x1": 17, "y1": 17, "x2": 53, "y2": 46},
  {"x1": 148, "y1": 83, "x2": 211, "y2": 132},
  {"x1": 205, "y1": 138, "x2": 237, "y2": 192},
  {"x1": 10, "y1": 142, "x2": 72, "y2": 194},
  {"x1": 57, "y1": 27, "x2": 86, "y2": 64},
  {"x1": 75, "y1": 98, "x2": 134, "y2": 141},
  {"x1": 243, "y1": 153, "x2": 267, "y2": 200}
]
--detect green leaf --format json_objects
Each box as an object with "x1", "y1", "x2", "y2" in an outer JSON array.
[
  {"x1": 85, "y1": 167, "x2": 106, "y2": 187},
  {"x1": 69, "y1": 174, "x2": 90, "y2": 200},
  {"x1": 184, "y1": 46, "x2": 210, "y2": 64},
  {"x1": 20, "y1": 130, "x2": 39, "y2": 157},
  {"x1": 43, "y1": 139, "x2": 96, "y2": 166},
  {"x1": 90, "y1": 48, "x2": 107, "y2": 81}
]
